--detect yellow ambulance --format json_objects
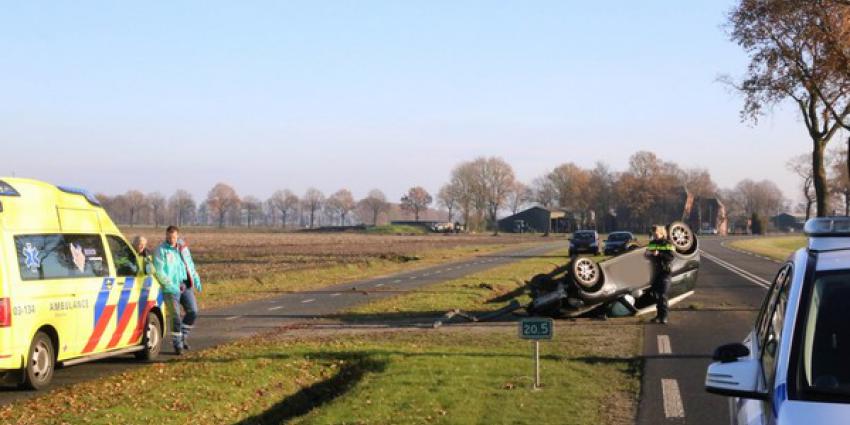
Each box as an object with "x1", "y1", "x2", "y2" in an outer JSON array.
[{"x1": 0, "y1": 178, "x2": 165, "y2": 389}]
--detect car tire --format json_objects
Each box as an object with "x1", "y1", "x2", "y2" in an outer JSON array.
[
  {"x1": 21, "y1": 331, "x2": 55, "y2": 390},
  {"x1": 667, "y1": 221, "x2": 696, "y2": 254},
  {"x1": 571, "y1": 257, "x2": 602, "y2": 291},
  {"x1": 135, "y1": 312, "x2": 163, "y2": 362}
]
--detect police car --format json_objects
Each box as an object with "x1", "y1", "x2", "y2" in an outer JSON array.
[
  {"x1": 705, "y1": 217, "x2": 850, "y2": 423},
  {"x1": 0, "y1": 178, "x2": 165, "y2": 389}
]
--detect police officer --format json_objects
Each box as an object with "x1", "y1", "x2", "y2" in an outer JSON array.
[{"x1": 646, "y1": 225, "x2": 674, "y2": 324}]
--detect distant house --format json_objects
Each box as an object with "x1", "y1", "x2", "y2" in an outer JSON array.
[
  {"x1": 771, "y1": 213, "x2": 805, "y2": 232},
  {"x1": 497, "y1": 206, "x2": 571, "y2": 234}
]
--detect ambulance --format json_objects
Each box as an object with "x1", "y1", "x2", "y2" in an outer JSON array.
[{"x1": 0, "y1": 178, "x2": 165, "y2": 389}]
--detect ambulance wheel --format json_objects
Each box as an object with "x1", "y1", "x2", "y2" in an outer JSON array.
[
  {"x1": 22, "y1": 331, "x2": 55, "y2": 390},
  {"x1": 571, "y1": 257, "x2": 602, "y2": 291},
  {"x1": 667, "y1": 221, "x2": 696, "y2": 254},
  {"x1": 135, "y1": 312, "x2": 162, "y2": 361}
]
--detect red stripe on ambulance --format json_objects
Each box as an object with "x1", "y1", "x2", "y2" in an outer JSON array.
[
  {"x1": 106, "y1": 302, "x2": 138, "y2": 348},
  {"x1": 82, "y1": 305, "x2": 115, "y2": 353}
]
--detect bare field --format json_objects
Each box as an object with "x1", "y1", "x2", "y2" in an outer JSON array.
[{"x1": 121, "y1": 228, "x2": 550, "y2": 308}]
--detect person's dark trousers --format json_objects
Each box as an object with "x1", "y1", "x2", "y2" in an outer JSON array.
[
  {"x1": 652, "y1": 275, "x2": 671, "y2": 320},
  {"x1": 179, "y1": 287, "x2": 198, "y2": 346}
]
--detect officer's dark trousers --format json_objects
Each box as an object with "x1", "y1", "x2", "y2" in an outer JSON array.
[{"x1": 651, "y1": 275, "x2": 671, "y2": 320}]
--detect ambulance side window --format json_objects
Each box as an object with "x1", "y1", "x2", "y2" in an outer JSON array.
[
  {"x1": 107, "y1": 236, "x2": 138, "y2": 277},
  {"x1": 15, "y1": 234, "x2": 108, "y2": 280}
]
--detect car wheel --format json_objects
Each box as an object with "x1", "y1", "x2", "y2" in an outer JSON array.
[
  {"x1": 571, "y1": 257, "x2": 602, "y2": 290},
  {"x1": 667, "y1": 221, "x2": 696, "y2": 254},
  {"x1": 22, "y1": 331, "x2": 55, "y2": 390},
  {"x1": 135, "y1": 312, "x2": 163, "y2": 361}
]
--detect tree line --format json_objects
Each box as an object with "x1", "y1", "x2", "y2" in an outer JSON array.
[{"x1": 96, "y1": 149, "x2": 787, "y2": 233}]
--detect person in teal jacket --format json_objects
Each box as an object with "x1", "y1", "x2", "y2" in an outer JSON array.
[{"x1": 153, "y1": 225, "x2": 202, "y2": 355}]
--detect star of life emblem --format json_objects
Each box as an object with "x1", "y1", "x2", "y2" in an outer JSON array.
[{"x1": 23, "y1": 243, "x2": 40, "y2": 271}]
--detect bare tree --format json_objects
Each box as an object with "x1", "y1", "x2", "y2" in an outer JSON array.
[
  {"x1": 168, "y1": 190, "x2": 196, "y2": 226},
  {"x1": 303, "y1": 188, "x2": 325, "y2": 228},
  {"x1": 547, "y1": 163, "x2": 591, "y2": 226},
  {"x1": 437, "y1": 184, "x2": 459, "y2": 222},
  {"x1": 268, "y1": 189, "x2": 299, "y2": 228},
  {"x1": 473, "y1": 157, "x2": 516, "y2": 234},
  {"x1": 206, "y1": 183, "x2": 241, "y2": 228},
  {"x1": 507, "y1": 181, "x2": 531, "y2": 215},
  {"x1": 124, "y1": 190, "x2": 147, "y2": 227},
  {"x1": 400, "y1": 186, "x2": 433, "y2": 222},
  {"x1": 726, "y1": 0, "x2": 850, "y2": 216},
  {"x1": 358, "y1": 189, "x2": 390, "y2": 226},
  {"x1": 241, "y1": 195, "x2": 262, "y2": 227},
  {"x1": 530, "y1": 176, "x2": 557, "y2": 208},
  {"x1": 147, "y1": 192, "x2": 167, "y2": 228},
  {"x1": 788, "y1": 153, "x2": 816, "y2": 219},
  {"x1": 327, "y1": 189, "x2": 356, "y2": 225},
  {"x1": 588, "y1": 162, "x2": 617, "y2": 231}
]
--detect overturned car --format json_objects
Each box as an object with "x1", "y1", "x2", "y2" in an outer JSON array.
[{"x1": 528, "y1": 221, "x2": 700, "y2": 318}]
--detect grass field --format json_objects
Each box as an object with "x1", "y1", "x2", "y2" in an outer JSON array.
[
  {"x1": 727, "y1": 236, "x2": 805, "y2": 261},
  {"x1": 122, "y1": 228, "x2": 548, "y2": 309}
]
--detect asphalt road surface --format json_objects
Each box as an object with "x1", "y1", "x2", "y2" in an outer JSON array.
[
  {"x1": 637, "y1": 236, "x2": 785, "y2": 425},
  {"x1": 0, "y1": 239, "x2": 564, "y2": 405}
]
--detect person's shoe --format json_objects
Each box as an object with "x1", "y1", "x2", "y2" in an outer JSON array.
[
  {"x1": 174, "y1": 344, "x2": 183, "y2": 355},
  {"x1": 650, "y1": 316, "x2": 661, "y2": 323},
  {"x1": 182, "y1": 341, "x2": 190, "y2": 351},
  {"x1": 660, "y1": 317, "x2": 669, "y2": 325}
]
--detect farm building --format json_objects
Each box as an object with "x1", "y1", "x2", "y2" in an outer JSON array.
[
  {"x1": 771, "y1": 213, "x2": 805, "y2": 232},
  {"x1": 497, "y1": 206, "x2": 570, "y2": 233}
]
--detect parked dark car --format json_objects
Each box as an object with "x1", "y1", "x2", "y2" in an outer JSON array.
[
  {"x1": 603, "y1": 231, "x2": 637, "y2": 256},
  {"x1": 529, "y1": 221, "x2": 699, "y2": 318},
  {"x1": 569, "y1": 230, "x2": 600, "y2": 256}
]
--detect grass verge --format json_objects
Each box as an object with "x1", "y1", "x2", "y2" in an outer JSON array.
[
  {"x1": 2, "y1": 325, "x2": 640, "y2": 425},
  {"x1": 199, "y1": 243, "x2": 538, "y2": 309},
  {"x1": 727, "y1": 236, "x2": 805, "y2": 261},
  {"x1": 364, "y1": 224, "x2": 430, "y2": 235},
  {"x1": 341, "y1": 248, "x2": 590, "y2": 320}
]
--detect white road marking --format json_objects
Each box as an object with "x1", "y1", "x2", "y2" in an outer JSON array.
[
  {"x1": 225, "y1": 315, "x2": 241, "y2": 321},
  {"x1": 393, "y1": 279, "x2": 402, "y2": 283},
  {"x1": 636, "y1": 291, "x2": 694, "y2": 317},
  {"x1": 661, "y1": 379, "x2": 685, "y2": 418},
  {"x1": 268, "y1": 306, "x2": 283, "y2": 311},
  {"x1": 374, "y1": 283, "x2": 384, "y2": 287},
  {"x1": 330, "y1": 293, "x2": 341, "y2": 297},
  {"x1": 301, "y1": 298, "x2": 315, "y2": 304},
  {"x1": 409, "y1": 276, "x2": 416, "y2": 280},
  {"x1": 657, "y1": 335, "x2": 672, "y2": 355},
  {"x1": 433, "y1": 270, "x2": 442, "y2": 274},
  {"x1": 700, "y1": 250, "x2": 771, "y2": 289}
]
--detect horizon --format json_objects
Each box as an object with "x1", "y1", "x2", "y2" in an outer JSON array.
[{"x1": 1, "y1": 1, "x2": 834, "y2": 205}]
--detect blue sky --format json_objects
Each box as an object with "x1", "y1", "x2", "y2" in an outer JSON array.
[{"x1": 0, "y1": 1, "x2": 817, "y2": 203}]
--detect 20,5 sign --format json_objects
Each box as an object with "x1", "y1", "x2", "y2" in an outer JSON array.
[{"x1": 519, "y1": 318, "x2": 553, "y2": 340}]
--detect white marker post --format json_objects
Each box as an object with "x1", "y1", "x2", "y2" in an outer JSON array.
[{"x1": 519, "y1": 317, "x2": 554, "y2": 389}]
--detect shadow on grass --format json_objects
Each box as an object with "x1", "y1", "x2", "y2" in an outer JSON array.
[{"x1": 234, "y1": 352, "x2": 388, "y2": 425}]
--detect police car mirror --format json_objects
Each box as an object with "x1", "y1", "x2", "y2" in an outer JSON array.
[
  {"x1": 705, "y1": 358, "x2": 768, "y2": 401},
  {"x1": 713, "y1": 342, "x2": 750, "y2": 363}
]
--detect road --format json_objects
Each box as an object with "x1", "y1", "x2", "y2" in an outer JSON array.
[
  {"x1": 0, "y1": 240, "x2": 564, "y2": 405},
  {"x1": 637, "y1": 237, "x2": 785, "y2": 425}
]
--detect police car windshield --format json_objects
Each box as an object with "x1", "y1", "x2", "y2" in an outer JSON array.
[{"x1": 798, "y1": 270, "x2": 850, "y2": 402}]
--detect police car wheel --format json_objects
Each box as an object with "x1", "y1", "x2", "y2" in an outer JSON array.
[
  {"x1": 22, "y1": 331, "x2": 55, "y2": 390},
  {"x1": 571, "y1": 257, "x2": 601, "y2": 290},
  {"x1": 136, "y1": 312, "x2": 163, "y2": 361}
]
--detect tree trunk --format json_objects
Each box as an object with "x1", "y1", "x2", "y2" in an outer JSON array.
[
  {"x1": 806, "y1": 200, "x2": 813, "y2": 220},
  {"x1": 813, "y1": 140, "x2": 830, "y2": 217}
]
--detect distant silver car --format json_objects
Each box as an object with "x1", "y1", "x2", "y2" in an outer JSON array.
[{"x1": 705, "y1": 217, "x2": 850, "y2": 424}]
